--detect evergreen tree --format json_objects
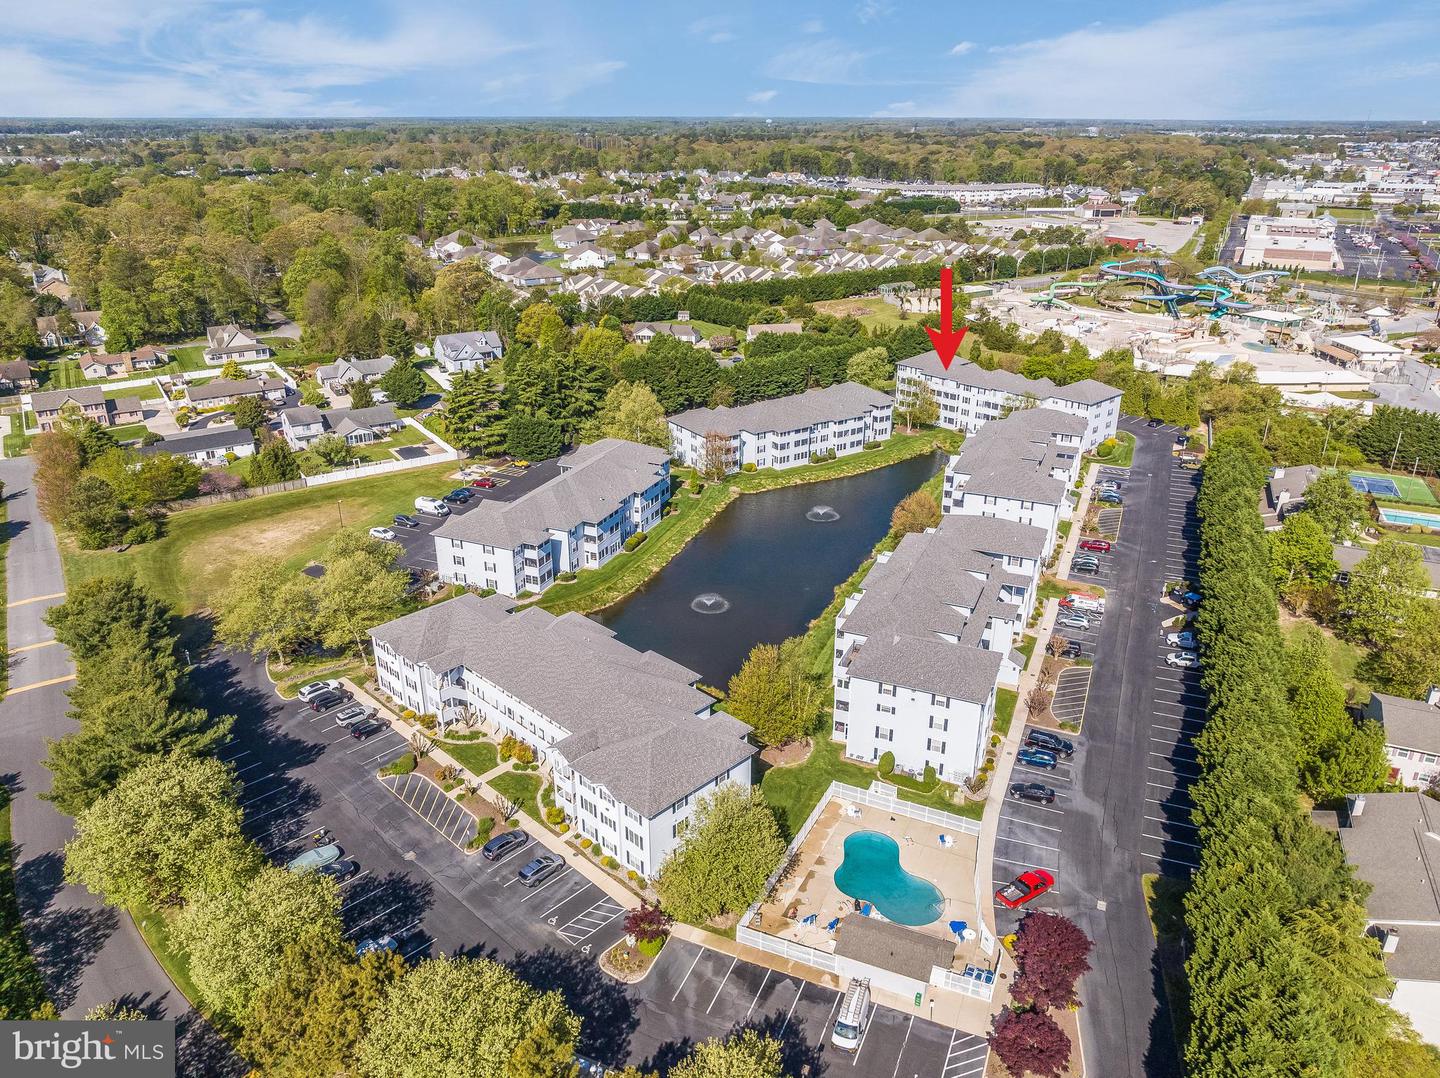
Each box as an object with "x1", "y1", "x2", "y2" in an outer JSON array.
[
  {"x1": 442, "y1": 366, "x2": 507, "y2": 454},
  {"x1": 378, "y1": 356, "x2": 426, "y2": 407}
]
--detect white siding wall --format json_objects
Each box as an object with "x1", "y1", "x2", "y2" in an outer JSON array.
[{"x1": 668, "y1": 405, "x2": 891, "y2": 474}]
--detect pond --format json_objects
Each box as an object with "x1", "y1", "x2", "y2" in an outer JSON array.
[
  {"x1": 592, "y1": 452, "x2": 942, "y2": 687},
  {"x1": 496, "y1": 239, "x2": 557, "y2": 262}
]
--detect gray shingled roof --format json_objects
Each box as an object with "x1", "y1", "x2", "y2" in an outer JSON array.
[
  {"x1": 1365, "y1": 692, "x2": 1440, "y2": 755},
  {"x1": 434, "y1": 439, "x2": 668, "y2": 551},
  {"x1": 138, "y1": 423, "x2": 253, "y2": 457},
  {"x1": 1318, "y1": 793, "x2": 1440, "y2": 924},
  {"x1": 370, "y1": 593, "x2": 753, "y2": 815},
  {"x1": 947, "y1": 408, "x2": 1083, "y2": 505},
  {"x1": 186, "y1": 376, "x2": 284, "y2": 402},
  {"x1": 669, "y1": 382, "x2": 891, "y2": 439},
  {"x1": 32, "y1": 386, "x2": 104, "y2": 411},
  {"x1": 834, "y1": 916, "x2": 955, "y2": 980},
  {"x1": 897, "y1": 353, "x2": 1120, "y2": 407}
]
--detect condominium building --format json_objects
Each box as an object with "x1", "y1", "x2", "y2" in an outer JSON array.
[
  {"x1": 433, "y1": 439, "x2": 670, "y2": 597},
  {"x1": 667, "y1": 382, "x2": 893, "y2": 474},
  {"x1": 895, "y1": 352, "x2": 1121, "y2": 452},
  {"x1": 832, "y1": 514, "x2": 1047, "y2": 782},
  {"x1": 370, "y1": 593, "x2": 754, "y2": 878},
  {"x1": 942, "y1": 408, "x2": 1087, "y2": 551}
]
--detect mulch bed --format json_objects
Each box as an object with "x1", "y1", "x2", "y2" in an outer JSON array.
[{"x1": 760, "y1": 738, "x2": 812, "y2": 768}]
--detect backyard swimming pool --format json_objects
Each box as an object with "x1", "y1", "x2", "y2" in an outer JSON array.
[
  {"x1": 832, "y1": 831, "x2": 945, "y2": 927},
  {"x1": 1379, "y1": 507, "x2": 1440, "y2": 529}
]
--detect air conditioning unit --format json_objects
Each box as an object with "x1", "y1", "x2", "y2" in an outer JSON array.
[{"x1": 1382, "y1": 927, "x2": 1401, "y2": 955}]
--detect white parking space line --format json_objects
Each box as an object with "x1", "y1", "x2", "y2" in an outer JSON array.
[
  {"x1": 777, "y1": 980, "x2": 807, "y2": 1037},
  {"x1": 998, "y1": 813, "x2": 1062, "y2": 832},
  {"x1": 1001, "y1": 800, "x2": 1065, "y2": 816},
  {"x1": 1144, "y1": 812, "x2": 1196, "y2": 828},
  {"x1": 232, "y1": 759, "x2": 267, "y2": 776},
  {"x1": 247, "y1": 795, "x2": 302, "y2": 823},
  {"x1": 744, "y1": 970, "x2": 770, "y2": 1021},
  {"x1": 995, "y1": 835, "x2": 1059, "y2": 853},
  {"x1": 519, "y1": 867, "x2": 572, "y2": 902},
  {"x1": 672, "y1": 948, "x2": 705, "y2": 1001},
  {"x1": 1149, "y1": 762, "x2": 1200, "y2": 779},
  {"x1": 706, "y1": 956, "x2": 738, "y2": 1013},
  {"x1": 1143, "y1": 832, "x2": 1202, "y2": 849},
  {"x1": 219, "y1": 748, "x2": 249, "y2": 763},
  {"x1": 400, "y1": 935, "x2": 432, "y2": 959},
  {"x1": 347, "y1": 901, "x2": 404, "y2": 936}
]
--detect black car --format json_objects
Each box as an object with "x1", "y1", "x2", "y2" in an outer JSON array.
[
  {"x1": 1056, "y1": 640, "x2": 1082, "y2": 660},
  {"x1": 443, "y1": 488, "x2": 473, "y2": 505},
  {"x1": 349, "y1": 718, "x2": 384, "y2": 740},
  {"x1": 1072, "y1": 561, "x2": 1100, "y2": 575},
  {"x1": 1025, "y1": 729, "x2": 1075, "y2": 758},
  {"x1": 481, "y1": 829, "x2": 531, "y2": 862},
  {"x1": 1008, "y1": 782, "x2": 1057, "y2": 805},
  {"x1": 1147, "y1": 418, "x2": 1162, "y2": 428},
  {"x1": 393, "y1": 513, "x2": 420, "y2": 528},
  {"x1": 318, "y1": 859, "x2": 360, "y2": 883},
  {"x1": 307, "y1": 688, "x2": 352, "y2": 712}
]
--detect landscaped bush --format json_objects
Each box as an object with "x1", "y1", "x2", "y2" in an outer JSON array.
[
  {"x1": 417, "y1": 713, "x2": 438, "y2": 732},
  {"x1": 623, "y1": 531, "x2": 649, "y2": 552},
  {"x1": 879, "y1": 750, "x2": 895, "y2": 776},
  {"x1": 922, "y1": 764, "x2": 936, "y2": 786},
  {"x1": 401, "y1": 709, "x2": 417, "y2": 720},
  {"x1": 558, "y1": 571, "x2": 578, "y2": 582},
  {"x1": 557, "y1": 823, "x2": 570, "y2": 834},
  {"x1": 123, "y1": 519, "x2": 162, "y2": 545},
  {"x1": 742, "y1": 462, "x2": 756, "y2": 472},
  {"x1": 864, "y1": 440, "x2": 881, "y2": 450},
  {"x1": 638, "y1": 936, "x2": 665, "y2": 958},
  {"x1": 380, "y1": 753, "x2": 416, "y2": 777},
  {"x1": 1096, "y1": 437, "x2": 1118, "y2": 458},
  {"x1": 579, "y1": 838, "x2": 593, "y2": 850},
  {"x1": 602, "y1": 856, "x2": 620, "y2": 871},
  {"x1": 544, "y1": 806, "x2": 565, "y2": 825}
]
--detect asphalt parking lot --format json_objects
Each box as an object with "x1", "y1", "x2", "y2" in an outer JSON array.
[
  {"x1": 992, "y1": 735, "x2": 1070, "y2": 935},
  {"x1": 200, "y1": 650, "x2": 989, "y2": 1074},
  {"x1": 1334, "y1": 224, "x2": 1416, "y2": 281}
]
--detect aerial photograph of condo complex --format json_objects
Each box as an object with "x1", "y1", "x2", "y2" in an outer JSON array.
[{"x1": 3, "y1": 3, "x2": 1440, "y2": 1076}]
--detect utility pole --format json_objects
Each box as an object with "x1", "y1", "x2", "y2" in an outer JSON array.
[{"x1": 1391, "y1": 429, "x2": 1404, "y2": 470}]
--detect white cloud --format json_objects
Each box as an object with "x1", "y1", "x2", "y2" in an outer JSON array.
[
  {"x1": 747, "y1": 89, "x2": 778, "y2": 104},
  {"x1": 689, "y1": 16, "x2": 736, "y2": 43},
  {"x1": 855, "y1": 1, "x2": 893, "y2": 23},
  {"x1": 873, "y1": 101, "x2": 917, "y2": 117},
  {"x1": 765, "y1": 39, "x2": 873, "y2": 84},
  {"x1": 800, "y1": 18, "x2": 825, "y2": 34},
  {"x1": 949, "y1": 41, "x2": 975, "y2": 56}
]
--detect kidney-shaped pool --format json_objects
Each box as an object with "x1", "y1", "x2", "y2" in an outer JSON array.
[{"x1": 832, "y1": 830, "x2": 945, "y2": 926}]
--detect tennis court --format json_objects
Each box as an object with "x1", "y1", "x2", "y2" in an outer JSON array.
[{"x1": 1349, "y1": 471, "x2": 1437, "y2": 505}]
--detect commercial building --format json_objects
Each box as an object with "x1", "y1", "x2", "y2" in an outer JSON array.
[
  {"x1": 832, "y1": 513, "x2": 1047, "y2": 782},
  {"x1": 895, "y1": 352, "x2": 1121, "y2": 452},
  {"x1": 370, "y1": 592, "x2": 755, "y2": 878},
  {"x1": 433, "y1": 439, "x2": 670, "y2": 597},
  {"x1": 1237, "y1": 215, "x2": 1343, "y2": 271},
  {"x1": 667, "y1": 382, "x2": 892, "y2": 475},
  {"x1": 1316, "y1": 333, "x2": 1406, "y2": 369}
]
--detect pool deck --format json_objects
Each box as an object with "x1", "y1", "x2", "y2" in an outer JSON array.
[{"x1": 756, "y1": 799, "x2": 984, "y2": 970}]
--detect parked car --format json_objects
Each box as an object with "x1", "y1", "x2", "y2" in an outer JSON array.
[
  {"x1": 995, "y1": 869, "x2": 1055, "y2": 909},
  {"x1": 481, "y1": 830, "x2": 531, "y2": 862},
  {"x1": 1165, "y1": 650, "x2": 1200, "y2": 669},
  {"x1": 355, "y1": 935, "x2": 398, "y2": 957},
  {"x1": 516, "y1": 854, "x2": 564, "y2": 887},
  {"x1": 1064, "y1": 593, "x2": 1105, "y2": 614},
  {"x1": 443, "y1": 488, "x2": 473, "y2": 505},
  {"x1": 368, "y1": 526, "x2": 397, "y2": 542},
  {"x1": 349, "y1": 718, "x2": 385, "y2": 740},
  {"x1": 1098, "y1": 480, "x2": 1120, "y2": 491},
  {"x1": 1165, "y1": 630, "x2": 1197, "y2": 649},
  {"x1": 1096, "y1": 491, "x2": 1124, "y2": 505},
  {"x1": 1017, "y1": 747, "x2": 1059, "y2": 771},
  {"x1": 318, "y1": 859, "x2": 359, "y2": 883},
  {"x1": 1147, "y1": 418, "x2": 1163, "y2": 427},
  {"x1": 1180, "y1": 460, "x2": 1202, "y2": 471},
  {"x1": 307, "y1": 688, "x2": 353, "y2": 712},
  {"x1": 333, "y1": 703, "x2": 376, "y2": 727},
  {"x1": 1056, "y1": 640, "x2": 1083, "y2": 660},
  {"x1": 1171, "y1": 588, "x2": 1202, "y2": 607},
  {"x1": 511, "y1": 459, "x2": 532, "y2": 468},
  {"x1": 470, "y1": 477, "x2": 498, "y2": 489},
  {"x1": 287, "y1": 843, "x2": 343, "y2": 873},
  {"x1": 1025, "y1": 730, "x2": 1075, "y2": 758},
  {"x1": 1078, "y1": 539, "x2": 1111, "y2": 553},
  {"x1": 1008, "y1": 782, "x2": 1057, "y2": 805},
  {"x1": 1072, "y1": 560, "x2": 1101, "y2": 575},
  {"x1": 392, "y1": 513, "x2": 420, "y2": 528},
  {"x1": 1057, "y1": 612, "x2": 1091, "y2": 631},
  {"x1": 297, "y1": 679, "x2": 342, "y2": 702},
  {"x1": 415, "y1": 496, "x2": 450, "y2": 516}
]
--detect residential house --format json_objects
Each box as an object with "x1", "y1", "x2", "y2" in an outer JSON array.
[
  {"x1": 629, "y1": 322, "x2": 702, "y2": 345},
  {"x1": 560, "y1": 243, "x2": 615, "y2": 271},
  {"x1": 78, "y1": 345, "x2": 170, "y2": 380},
  {"x1": 31, "y1": 387, "x2": 143, "y2": 432},
  {"x1": 1362, "y1": 689, "x2": 1440, "y2": 788},
  {"x1": 279, "y1": 404, "x2": 403, "y2": 449},
  {"x1": 183, "y1": 376, "x2": 288, "y2": 409},
  {"x1": 315, "y1": 355, "x2": 396, "y2": 388},
  {"x1": 626, "y1": 240, "x2": 659, "y2": 262},
  {"x1": 667, "y1": 382, "x2": 893, "y2": 474},
  {"x1": 745, "y1": 321, "x2": 804, "y2": 342},
  {"x1": 0, "y1": 360, "x2": 36, "y2": 392},
  {"x1": 35, "y1": 310, "x2": 103, "y2": 349},
  {"x1": 432, "y1": 439, "x2": 671, "y2": 597},
  {"x1": 202, "y1": 324, "x2": 273, "y2": 366},
  {"x1": 1313, "y1": 793, "x2": 1440, "y2": 1045},
  {"x1": 369, "y1": 592, "x2": 754, "y2": 878},
  {"x1": 138, "y1": 423, "x2": 255, "y2": 467},
  {"x1": 433, "y1": 330, "x2": 504, "y2": 373},
  {"x1": 941, "y1": 408, "x2": 1086, "y2": 551},
  {"x1": 551, "y1": 225, "x2": 599, "y2": 249},
  {"x1": 1259, "y1": 464, "x2": 1324, "y2": 529},
  {"x1": 494, "y1": 257, "x2": 564, "y2": 288},
  {"x1": 895, "y1": 352, "x2": 1121, "y2": 452},
  {"x1": 833, "y1": 514, "x2": 1048, "y2": 782}
]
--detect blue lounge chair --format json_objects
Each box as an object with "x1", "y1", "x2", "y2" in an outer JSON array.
[
  {"x1": 860, "y1": 902, "x2": 872, "y2": 917},
  {"x1": 949, "y1": 920, "x2": 967, "y2": 937},
  {"x1": 825, "y1": 917, "x2": 840, "y2": 932},
  {"x1": 801, "y1": 913, "x2": 818, "y2": 925}
]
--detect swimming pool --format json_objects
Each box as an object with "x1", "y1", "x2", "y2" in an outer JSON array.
[
  {"x1": 1379, "y1": 507, "x2": 1440, "y2": 529},
  {"x1": 832, "y1": 831, "x2": 945, "y2": 927}
]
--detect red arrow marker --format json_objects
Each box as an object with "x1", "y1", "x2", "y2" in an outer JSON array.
[{"x1": 924, "y1": 265, "x2": 968, "y2": 370}]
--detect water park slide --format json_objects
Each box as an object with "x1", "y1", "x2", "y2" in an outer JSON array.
[
  {"x1": 1196, "y1": 266, "x2": 1292, "y2": 286},
  {"x1": 1097, "y1": 259, "x2": 1252, "y2": 316}
]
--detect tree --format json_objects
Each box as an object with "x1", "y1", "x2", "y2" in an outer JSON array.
[
  {"x1": 514, "y1": 302, "x2": 567, "y2": 351},
  {"x1": 64, "y1": 753, "x2": 256, "y2": 909},
  {"x1": 572, "y1": 326, "x2": 627, "y2": 377},
  {"x1": 1298, "y1": 471, "x2": 1368, "y2": 541},
  {"x1": 1268, "y1": 512, "x2": 1337, "y2": 605},
  {"x1": 240, "y1": 936, "x2": 406, "y2": 1078},
  {"x1": 442, "y1": 366, "x2": 506, "y2": 454},
  {"x1": 310, "y1": 433, "x2": 355, "y2": 467},
  {"x1": 891, "y1": 490, "x2": 940, "y2": 536},
  {"x1": 221, "y1": 358, "x2": 245, "y2": 381},
  {"x1": 231, "y1": 395, "x2": 268, "y2": 433},
  {"x1": 989, "y1": 1008, "x2": 1071, "y2": 1078},
  {"x1": 379, "y1": 356, "x2": 426, "y2": 407},
  {"x1": 44, "y1": 577, "x2": 174, "y2": 662},
  {"x1": 724, "y1": 638, "x2": 819, "y2": 747},
  {"x1": 357, "y1": 956, "x2": 579, "y2": 1078},
  {"x1": 62, "y1": 475, "x2": 129, "y2": 549},
  {"x1": 697, "y1": 430, "x2": 734, "y2": 480},
  {"x1": 249, "y1": 437, "x2": 302, "y2": 486},
  {"x1": 656, "y1": 786, "x2": 784, "y2": 923},
  {"x1": 582, "y1": 381, "x2": 669, "y2": 448},
  {"x1": 172, "y1": 864, "x2": 343, "y2": 1020},
  {"x1": 505, "y1": 414, "x2": 564, "y2": 460},
  {"x1": 669, "y1": 1031, "x2": 783, "y2": 1078},
  {"x1": 1010, "y1": 912, "x2": 1093, "y2": 1010},
  {"x1": 32, "y1": 428, "x2": 84, "y2": 523},
  {"x1": 845, "y1": 346, "x2": 893, "y2": 390},
  {"x1": 623, "y1": 900, "x2": 673, "y2": 943},
  {"x1": 1366, "y1": 600, "x2": 1440, "y2": 699},
  {"x1": 298, "y1": 380, "x2": 327, "y2": 407},
  {"x1": 1340, "y1": 538, "x2": 1429, "y2": 646},
  {"x1": 348, "y1": 379, "x2": 375, "y2": 409},
  {"x1": 216, "y1": 557, "x2": 317, "y2": 664},
  {"x1": 895, "y1": 379, "x2": 938, "y2": 431},
  {"x1": 313, "y1": 532, "x2": 409, "y2": 659}
]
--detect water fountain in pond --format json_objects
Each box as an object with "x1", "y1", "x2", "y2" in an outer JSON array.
[
  {"x1": 806, "y1": 504, "x2": 841, "y2": 522},
  {"x1": 690, "y1": 593, "x2": 732, "y2": 615}
]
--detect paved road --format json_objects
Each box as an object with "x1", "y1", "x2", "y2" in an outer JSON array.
[
  {"x1": 206, "y1": 649, "x2": 988, "y2": 1075},
  {"x1": 0, "y1": 458, "x2": 237, "y2": 1074}
]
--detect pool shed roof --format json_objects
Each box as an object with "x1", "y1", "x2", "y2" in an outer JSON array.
[{"x1": 834, "y1": 916, "x2": 955, "y2": 980}]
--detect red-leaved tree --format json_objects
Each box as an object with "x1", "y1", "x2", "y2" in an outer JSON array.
[
  {"x1": 624, "y1": 900, "x2": 673, "y2": 943},
  {"x1": 989, "y1": 1007, "x2": 1071, "y2": 1078},
  {"x1": 1011, "y1": 911, "x2": 1093, "y2": 1010}
]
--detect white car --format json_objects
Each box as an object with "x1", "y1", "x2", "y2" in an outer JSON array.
[
  {"x1": 1057, "y1": 612, "x2": 1091, "y2": 631},
  {"x1": 297, "y1": 679, "x2": 343, "y2": 702},
  {"x1": 368, "y1": 526, "x2": 397, "y2": 542},
  {"x1": 1165, "y1": 630, "x2": 1197, "y2": 649},
  {"x1": 1165, "y1": 651, "x2": 1199, "y2": 669}
]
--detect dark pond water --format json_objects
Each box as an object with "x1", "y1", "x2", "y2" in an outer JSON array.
[
  {"x1": 497, "y1": 239, "x2": 557, "y2": 262},
  {"x1": 593, "y1": 452, "x2": 942, "y2": 687}
]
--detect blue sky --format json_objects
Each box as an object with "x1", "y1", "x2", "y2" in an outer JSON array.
[{"x1": 1, "y1": 0, "x2": 1436, "y2": 121}]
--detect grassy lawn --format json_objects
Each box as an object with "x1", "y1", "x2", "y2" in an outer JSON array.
[
  {"x1": 60, "y1": 460, "x2": 461, "y2": 612},
  {"x1": 489, "y1": 771, "x2": 543, "y2": 820},
  {"x1": 41, "y1": 346, "x2": 220, "y2": 390},
  {"x1": 108, "y1": 422, "x2": 152, "y2": 444},
  {"x1": 1280, "y1": 614, "x2": 1371, "y2": 704},
  {"x1": 538, "y1": 429, "x2": 956, "y2": 617},
  {"x1": 1326, "y1": 208, "x2": 1377, "y2": 222},
  {"x1": 294, "y1": 425, "x2": 433, "y2": 475},
  {"x1": 1015, "y1": 634, "x2": 1037, "y2": 669},
  {"x1": 103, "y1": 383, "x2": 162, "y2": 401},
  {"x1": 270, "y1": 653, "x2": 369, "y2": 698},
  {"x1": 994, "y1": 687, "x2": 1018, "y2": 736},
  {"x1": 0, "y1": 796, "x2": 49, "y2": 1018},
  {"x1": 131, "y1": 899, "x2": 205, "y2": 1014},
  {"x1": 1090, "y1": 429, "x2": 1136, "y2": 469},
  {"x1": 2, "y1": 424, "x2": 33, "y2": 457},
  {"x1": 1142, "y1": 873, "x2": 1192, "y2": 1058},
  {"x1": 441, "y1": 739, "x2": 499, "y2": 777},
  {"x1": 811, "y1": 296, "x2": 909, "y2": 331},
  {"x1": 676, "y1": 319, "x2": 737, "y2": 340},
  {"x1": 1291, "y1": 271, "x2": 1427, "y2": 297}
]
